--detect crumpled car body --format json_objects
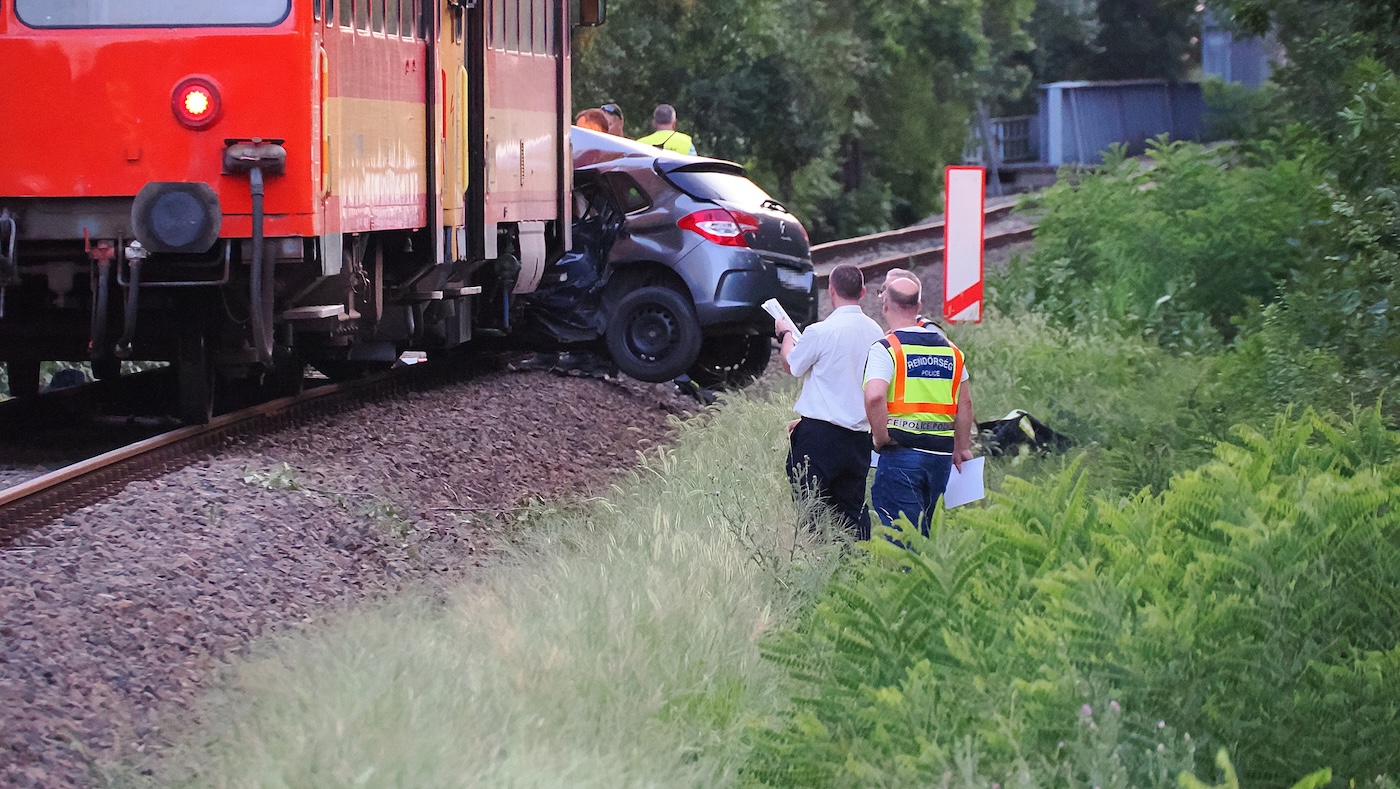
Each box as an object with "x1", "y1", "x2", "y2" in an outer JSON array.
[{"x1": 521, "y1": 127, "x2": 818, "y2": 386}]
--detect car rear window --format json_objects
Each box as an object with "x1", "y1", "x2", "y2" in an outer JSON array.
[
  {"x1": 664, "y1": 169, "x2": 774, "y2": 208},
  {"x1": 17, "y1": 0, "x2": 290, "y2": 27}
]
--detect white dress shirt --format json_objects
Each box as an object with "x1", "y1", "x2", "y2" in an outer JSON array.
[{"x1": 787, "y1": 305, "x2": 886, "y2": 431}]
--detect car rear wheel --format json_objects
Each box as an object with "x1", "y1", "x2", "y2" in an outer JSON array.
[
  {"x1": 687, "y1": 334, "x2": 772, "y2": 390},
  {"x1": 605, "y1": 285, "x2": 703, "y2": 383}
]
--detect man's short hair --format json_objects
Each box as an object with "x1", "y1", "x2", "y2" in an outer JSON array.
[
  {"x1": 884, "y1": 267, "x2": 919, "y2": 286},
  {"x1": 828, "y1": 264, "x2": 864, "y2": 301},
  {"x1": 885, "y1": 278, "x2": 921, "y2": 311},
  {"x1": 653, "y1": 103, "x2": 677, "y2": 127},
  {"x1": 601, "y1": 103, "x2": 625, "y2": 136},
  {"x1": 574, "y1": 108, "x2": 609, "y2": 132}
]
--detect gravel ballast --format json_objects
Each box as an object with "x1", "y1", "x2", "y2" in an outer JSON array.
[{"x1": 0, "y1": 369, "x2": 690, "y2": 787}]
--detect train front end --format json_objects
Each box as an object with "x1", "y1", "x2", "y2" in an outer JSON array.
[{"x1": 0, "y1": 1, "x2": 315, "y2": 418}]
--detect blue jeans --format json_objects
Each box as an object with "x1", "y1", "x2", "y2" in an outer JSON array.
[{"x1": 870, "y1": 446, "x2": 953, "y2": 537}]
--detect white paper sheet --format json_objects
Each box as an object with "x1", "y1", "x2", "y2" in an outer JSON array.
[
  {"x1": 943, "y1": 456, "x2": 986, "y2": 509},
  {"x1": 761, "y1": 298, "x2": 803, "y2": 342}
]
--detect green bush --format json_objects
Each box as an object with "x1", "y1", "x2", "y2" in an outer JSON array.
[
  {"x1": 1203, "y1": 79, "x2": 1287, "y2": 143},
  {"x1": 748, "y1": 407, "x2": 1400, "y2": 787},
  {"x1": 950, "y1": 311, "x2": 1238, "y2": 495},
  {"x1": 994, "y1": 139, "x2": 1324, "y2": 347}
]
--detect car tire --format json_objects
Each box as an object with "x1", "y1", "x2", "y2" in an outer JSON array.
[
  {"x1": 687, "y1": 334, "x2": 772, "y2": 390},
  {"x1": 605, "y1": 285, "x2": 703, "y2": 383}
]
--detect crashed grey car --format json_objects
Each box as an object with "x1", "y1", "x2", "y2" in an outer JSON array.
[{"x1": 521, "y1": 127, "x2": 818, "y2": 387}]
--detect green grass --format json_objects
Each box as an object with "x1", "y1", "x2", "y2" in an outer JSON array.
[
  {"x1": 140, "y1": 389, "x2": 843, "y2": 788},
  {"x1": 138, "y1": 300, "x2": 1395, "y2": 788}
]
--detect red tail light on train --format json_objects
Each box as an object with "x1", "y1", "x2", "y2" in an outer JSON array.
[{"x1": 171, "y1": 77, "x2": 221, "y2": 129}]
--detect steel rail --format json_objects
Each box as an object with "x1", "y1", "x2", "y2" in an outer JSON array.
[
  {"x1": 0, "y1": 354, "x2": 499, "y2": 542},
  {"x1": 809, "y1": 196, "x2": 1019, "y2": 268},
  {"x1": 814, "y1": 224, "x2": 1036, "y2": 287}
]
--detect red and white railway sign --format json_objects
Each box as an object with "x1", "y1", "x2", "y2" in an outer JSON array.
[{"x1": 943, "y1": 165, "x2": 985, "y2": 323}]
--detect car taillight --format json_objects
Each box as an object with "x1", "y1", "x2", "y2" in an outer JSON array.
[
  {"x1": 677, "y1": 208, "x2": 760, "y2": 247},
  {"x1": 171, "y1": 76, "x2": 222, "y2": 130}
]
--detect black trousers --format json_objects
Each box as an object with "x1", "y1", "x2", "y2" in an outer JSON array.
[{"x1": 786, "y1": 417, "x2": 873, "y2": 540}]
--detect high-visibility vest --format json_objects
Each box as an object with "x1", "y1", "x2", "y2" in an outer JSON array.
[
  {"x1": 636, "y1": 130, "x2": 695, "y2": 155},
  {"x1": 875, "y1": 329, "x2": 964, "y2": 453}
]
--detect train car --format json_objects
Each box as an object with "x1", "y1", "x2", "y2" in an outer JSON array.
[{"x1": 0, "y1": 0, "x2": 603, "y2": 421}]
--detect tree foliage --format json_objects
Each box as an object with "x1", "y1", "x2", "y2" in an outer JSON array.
[
  {"x1": 1020, "y1": 0, "x2": 1199, "y2": 106},
  {"x1": 572, "y1": 0, "x2": 1034, "y2": 239}
]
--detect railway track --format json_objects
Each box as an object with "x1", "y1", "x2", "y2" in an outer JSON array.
[
  {"x1": 0, "y1": 354, "x2": 502, "y2": 541},
  {"x1": 811, "y1": 195, "x2": 1034, "y2": 285},
  {"x1": 0, "y1": 200, "x2": 1037, "y2": 539}
]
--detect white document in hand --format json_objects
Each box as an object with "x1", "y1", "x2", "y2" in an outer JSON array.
[
  {"x1": 943, "y1": 457, "x2": 986, "y2": 509},
  {"x1": 761, "y1": 298, "x2": 802, "y2": 342}
]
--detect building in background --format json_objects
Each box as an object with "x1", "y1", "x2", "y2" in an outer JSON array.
[{"x1": 1201, "y1": 9, "x2": 1279, "y2": 89}]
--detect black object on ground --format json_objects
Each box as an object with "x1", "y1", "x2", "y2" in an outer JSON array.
[{"x1": 978, "y1": 409, "x2": 1072, "y2": 457}]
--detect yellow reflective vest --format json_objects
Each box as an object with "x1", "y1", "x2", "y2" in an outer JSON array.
[
  {"x1": 875, "y1": 329, "x2": 964, "y2": 453},
  {"x1": 636, "y1": 129, "x2": 696, "y2": 155}
]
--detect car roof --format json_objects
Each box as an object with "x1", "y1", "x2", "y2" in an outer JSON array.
[{"x1": 571, "y1": 126, "x2": 745, "y2": 177}]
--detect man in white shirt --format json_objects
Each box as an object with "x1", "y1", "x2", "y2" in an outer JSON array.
[{"x1": 773, "y1": 264, "x2": 886, "y2": 539}]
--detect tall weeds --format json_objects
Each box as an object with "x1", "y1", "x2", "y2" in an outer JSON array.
[{"x1": 147, "y1": 390, "x2": 841, "y2": 788}]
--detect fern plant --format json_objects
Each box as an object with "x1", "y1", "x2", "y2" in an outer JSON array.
[{"x1": 748, "y1": 406, "x2": 1400, "y2": 788}]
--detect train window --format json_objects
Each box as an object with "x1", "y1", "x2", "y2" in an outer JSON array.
[
  {"x1": 340, "y1": 0, "x2": 351, "y2": 27},
  {"x1": 16, "y1": 0, "x2": 291, "y2": 26},
  {"x1": 355, "y1": 0, "x2": 369, "y2": 30},
  {"x1": 371, "y1": 0, "x2": 383, "y2": 32},
  {"x1": 400, "y1": 0, "x2": 414, "y2": 38},
  {"x1": 385, "y1": 0, "x2": 398, "y2": 35},
  {"x1": 544, "y1": 0, "x2": 554, "y2": 53},
  {"x1": 325, "y1": 0, "x2": 335, "y2": 25},
  {"x1": 505, "y1": 0, "x2": 518, "y2": 51},
  {"x1": 532, "y1": 0, "x2": 545, "y2": 54},
  {"x1": 491, "y1": 0, "x2": 504, "y2": 48},
  {"x1": 313, "y1": 0, "x2": 321, "y2": 21}
]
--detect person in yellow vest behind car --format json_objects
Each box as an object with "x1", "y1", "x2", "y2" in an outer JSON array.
[
  {"x1": 636, "y1": 104, "x2": 697, "y2": 155},
  {"x1": 863, "y1": 276, "x2": 975, "y2": 537}
]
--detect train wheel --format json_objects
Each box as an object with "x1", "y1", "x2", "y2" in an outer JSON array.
[
  {"x1": 6, "y1": 359, "x2": 41, "y2": 399},
  {"x1": 176, "y1": 332, "x2": 215, "y2": 424},
  {"x1": 605, "y1": 286, "x2": 703, "y2": 383},
  {"x1": 265, "y1": 345, "x2": 305, "y2": 399},
  {"x1": 686, "y1": 334, "x2": 772, "y2": 390}
]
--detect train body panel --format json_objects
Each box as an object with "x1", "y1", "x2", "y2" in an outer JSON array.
[
  {"x1": 321, "y1": 13, "x2": 430, "y2": 236},
  {"x1": 0, "y1": 8, "x2": 317, "y2": 236},
  {"x1": 0, "y1": 0, "x2": 587, "y2": 420}
]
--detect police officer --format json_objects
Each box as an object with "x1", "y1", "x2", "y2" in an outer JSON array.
[
  {"x1": 863, "y1": 277, "x2": 975, "y2": 535},
  {"x1": 636, "y1": 104, "x2": 697, "y2": 155}
]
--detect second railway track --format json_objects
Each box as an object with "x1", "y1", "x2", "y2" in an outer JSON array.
[{"x1": 812, "y1": 196, "x2": 1037, "y2": 285}]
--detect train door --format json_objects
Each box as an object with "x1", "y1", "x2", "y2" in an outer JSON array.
[
  {"x1": 475, "y1": 0, "x2": 567, "y2": 295},
  {"x1": 440, "y1": 0, "x2": 468, "y2": 260}
]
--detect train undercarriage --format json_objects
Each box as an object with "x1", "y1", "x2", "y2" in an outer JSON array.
[{"x1": 0, "y1": 199, "x2": 539, "y2": 422}]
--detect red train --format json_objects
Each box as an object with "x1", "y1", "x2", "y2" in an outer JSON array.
[{"x1": 0, "y1": 0, "x2": 603, "y2": 421}]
